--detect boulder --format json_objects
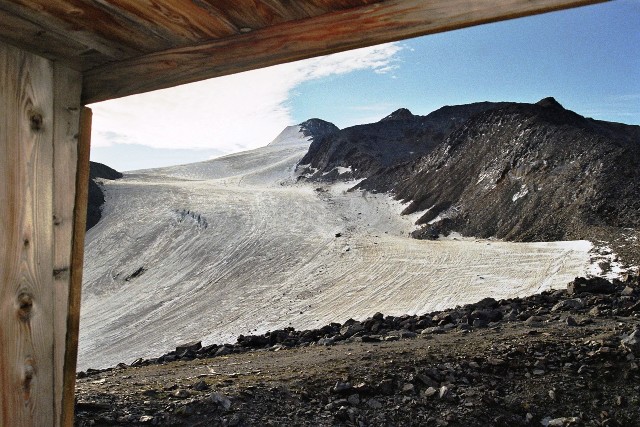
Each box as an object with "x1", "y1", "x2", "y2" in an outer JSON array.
[
  {"x1": 621, "y1": 329, "x2": 640, "y2": 354},
  {"x1": 175, "y1": 341, "x2": 202, "y2": 353},
  {"x1": 567, "y1": 277, "x2": 615, "y2": 295}
]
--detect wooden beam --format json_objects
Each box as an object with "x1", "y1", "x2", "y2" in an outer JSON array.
[
  {"x1": 1, "y1": 40, "x2": 84, "y2": 427},
  {"x1": 60, "y1": 107, "x2": 91, "y2": 427},
  {"x1": 0, "y1": 8, "x2": 100, "y2": 71},
  {"x1": 51, "y1": 63, "x2": 82, "y2": 427},
  {"x1": 51, "y1": 65, "x2": 84, "y2": 426},
  {"x1": 0, "y1": 1, "x2": 141, "y2": 61},
  {"x1": 1, "y1": 40, "x2": 56, "y2": 426},
  {"x1": 82, "y1": 0, "x2": 607, "y2": 103}
]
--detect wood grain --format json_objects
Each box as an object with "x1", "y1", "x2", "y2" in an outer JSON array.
[
  {"x1": 0, "y1": 9, "x2": 101, "y2": 71},
  {"x1": 60, "y1": 107, "x2": 92, "y2": 427},
  {"x1": 0, "y1": 40, "x2": 55, "y2": 426},
  {"x1": 0, "y1": 1, "x2": 141, "y2": 61},
  {"x1": 82, "y1": 0, "x2": 606, "y2": 103},
  {"x1": 51, "y1": 64, "x2": 82, "y2": 426},
  {"x1": 1, "y1": 0, "x2": 172, "y2": 52},
  {"x1": 94, "y1": 0, "x2": 239, "y2": 41}
]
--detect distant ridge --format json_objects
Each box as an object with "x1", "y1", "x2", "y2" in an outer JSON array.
[
  {"x1": 268, "y1": 118, "x2": 338, "y2": 146},
  {"x1": 298, "y1": 101, "x2": 505, "y2": 181},
  {"x1": 379, "y1": 108, "x2": 416, "y2": 122},
  {"x1": 299, "y1": 118, "x2": 340, "y2": 139},
  {"x1": 87, "y1": 161, "x2": 122, "y2": 230},
  {"x1": 299, "y1": 98, "x2": 640, "y2": 264}
]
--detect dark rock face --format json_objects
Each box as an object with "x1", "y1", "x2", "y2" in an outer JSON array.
[
  {"x1": 370, "y1": 100, "x2": 640, "y2": 245},
  {"x1": 298, "y1": 118, "x2": 339, "y2": 141},
  {"x1": 568, "y1": 277, "x2": 617, "y2": 295},
  {"x1": 299, "y1": 98, "x2": 640, "y2": 264},
  {"x1": 90, "y1": 161, "x2": 123, "y2": 181},
  {"x1": 87, "y1": 161, "x2": 122, "y2": 230},
  {"x1": 298, "y1": 102, "x2": 504, "y2": 181},
  {"x1": 379, "y1": 108, "x2": 416, "y2": 122}
]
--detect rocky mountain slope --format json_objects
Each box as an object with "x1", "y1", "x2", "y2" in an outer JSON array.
[
  {"x1": 298, "y1": 102, "x2": 504, "y2": 181},
  {"x1": 299, "y1": 98, "x2": 640, "y2": 266},
  {"x1": 87, "y1": 161, "x2": 122, "y2": 230}
]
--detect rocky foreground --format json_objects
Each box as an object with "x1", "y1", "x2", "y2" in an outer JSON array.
[{"x1": 75, "y1": 276, "x2": 640, "y2": 426}]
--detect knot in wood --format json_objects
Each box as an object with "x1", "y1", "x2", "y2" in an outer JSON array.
[
  {"x1": 17, "y1": 292, "x2": 34, "y2": 321},
  {"x1": 23, "y1": 358, "x2": 36, "y2": 399},
  {"x1": 29, "y1": 112, "x2": 43, "y2": 131},
  {"x1": 53, "y1": 267, "x2": 70, "y2": 280},
  {"x1": 23, "y1": 360, "x2": 34, "y2": 380}
]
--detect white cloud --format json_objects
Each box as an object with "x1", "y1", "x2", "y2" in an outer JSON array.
[{"x1": 90, "y1": 43, "x2": 402, "y2": 153}]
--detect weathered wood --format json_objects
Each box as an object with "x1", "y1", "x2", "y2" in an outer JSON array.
[
  {"x1": 0, "y1": 0, "x2": 383, "y2": 66},
  {"x1": 92, "y1": 0, "x2": 239, "y2": 41},
  {"x1": 51, "y1": 64, "x2": 83, "y2": 426},
  {"x1": 0, "y1": 40, "x2": 56, "y2": 426},
  {"x1": 0, "y1": 1, "x2": 142, "y2": 61},
  {"x1": 0, "y1": 8, "x2": 101, "y2": 71},
  {"x1": 0, "y1": 0, "x2": 607, "y2": 101},
  {"x1": 0, "y1": 40, "x2": 84, "y2": 427},
  {"x1": 60, "y1": 107, "x2": 91, "y2": 427},
  {"x1": 82, "y1": 0, "x2": 606, "y2": 103}
]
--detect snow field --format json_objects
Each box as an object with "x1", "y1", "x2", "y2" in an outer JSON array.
[{"x1": 79, "y1": 129, "x2": 592, "y2": 370}]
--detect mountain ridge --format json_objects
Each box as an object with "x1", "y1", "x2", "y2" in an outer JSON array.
[
  {"x1": 87, "y1": 161, "x2": 123, "y2": 230},
  {"x1": 298, "y1": 101, "x2": 506, "y2": 182},
  {"x1": 296, "y1": 98, "x2": 640, "y2": 265}
]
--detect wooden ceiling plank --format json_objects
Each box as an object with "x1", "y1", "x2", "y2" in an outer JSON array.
[
  {"x1": 97, "y1": 0, "x2": 240, "y2": 41},
  {"x1": 257, "y1": 0, "x2": 326, "y2": 21},
  {"x1": 83, "y1": 0, "x2": 607, "y2": 104},
  {"x1": 1, "y1": 0, "x2": 173, "y2": 54},
  {"x1": 299, "y1": 0, "x2": 382, "y2": 13},
  {"x1": 198, "y1": 0, "x2": 296, "y2": 29},
  {"x1": 87, "y1": 0, "x2": 234, "y2": 45},
  {"x1": 188, "y1": 0, "x2": 242, "y2": 34},
  {"x1": 0, "y1": 1, "x2": 140, "y2": 60},
  {"x1": 0, "y1": 9, "x2": 105, "y2": 70},
  {"x1": 259, "y1": 0, "x2": 382, "y2": 21}
]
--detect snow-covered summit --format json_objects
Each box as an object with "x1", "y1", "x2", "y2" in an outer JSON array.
[{"x1": 268, "y1": 118, "x2": 338, "y2": 146}]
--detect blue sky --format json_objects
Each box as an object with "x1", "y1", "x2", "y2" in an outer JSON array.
[{"x1": 90, "y1": 1, "x2": 639, "y2": 171}]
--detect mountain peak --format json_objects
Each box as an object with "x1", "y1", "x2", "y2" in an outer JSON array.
[
  {"x1": 536, "y1": 97, "x2": 565, "y2": 110},
  {"x1": 268, "y1": 119, "x2": 338, "y2": 146},
  {"x1": 299, "y1": 118, "x2": 339, "y2": 139},
  {"x1": 380, "y1": 108, "x2": 415, "y2": 122}
]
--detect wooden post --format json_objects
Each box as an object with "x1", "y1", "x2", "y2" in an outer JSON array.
[
  {"x1": 61, "y1": 107, "x2": 92, "y2": 427},
  {"x1": 0, "y1": 40, "x2": 86, "y2": 426}
]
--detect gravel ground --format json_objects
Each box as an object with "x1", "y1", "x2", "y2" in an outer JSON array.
[{"x1": 75, "y1": 276, "x2": 640, "y2": 427}]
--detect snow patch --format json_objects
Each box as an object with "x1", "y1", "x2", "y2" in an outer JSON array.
[
  {"x1": 268, "y1": 125, "x2": 312, "y2": 146},
  {"x1": 427, "y1": 205, "x2": 459, "y2": 225},
  {"x1": 587, "y1": 244, "x2": 637, "y2": 280},
  {"x1": 476, "y1": 171, "x2": 491, "y2": 184},
  {"x1": 475, "y1": 169, "x2": 498, "y2": 191},
  {"x1": 512, "y1": 184, "x2": 529, "y2": 202},
  {"x1": 321, "y1": 165, "x2": 354, "y2": 176}
]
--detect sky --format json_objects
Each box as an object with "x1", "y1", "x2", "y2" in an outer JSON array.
[{"x1": 89, "y1": 0, "x2": 640, "y2": 172}]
